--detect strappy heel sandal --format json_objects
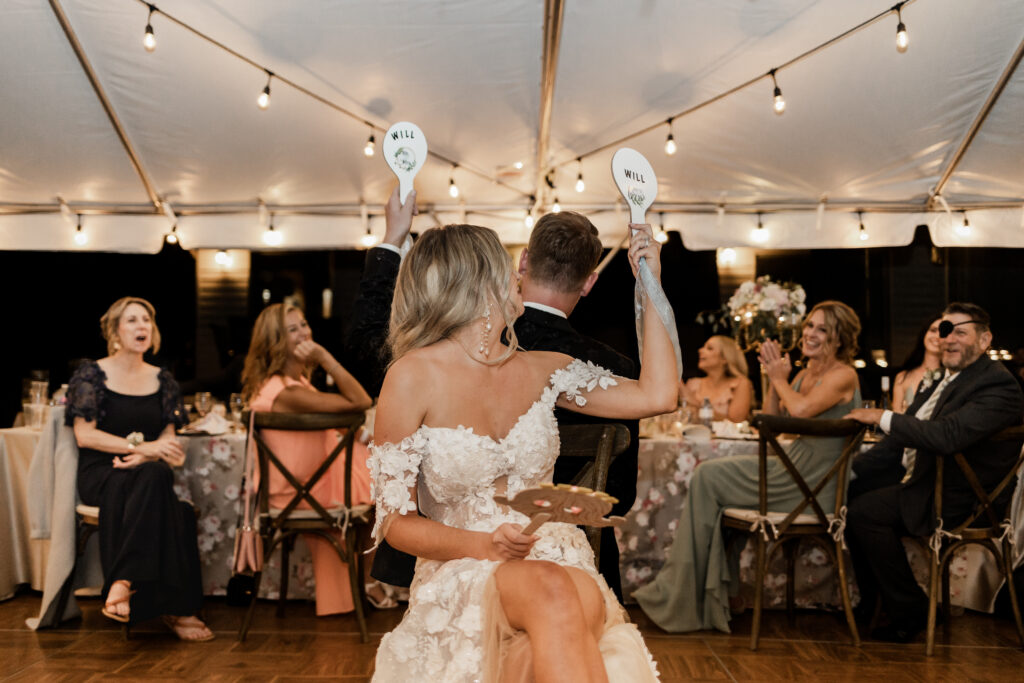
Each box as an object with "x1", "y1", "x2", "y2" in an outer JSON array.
[
  {"x1": 365, "y1": 581, "x2": 400, "y2": 609},
  {"x1": 100, "y1": 581, "x2": 135, "y2": 623},
  {"x1": 162, "y1": 615, "x2": 216, "y2": 642}
]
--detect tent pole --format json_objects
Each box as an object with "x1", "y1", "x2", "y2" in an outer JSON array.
[
  {"x1": 46, "y1": 0, "x2": 162, "y2": 211},
  {"x1": 535, "y1": 0, "x2": 566, "y2": 210},
  {"x1": 931, "y1": 34, "x2": 1024, "y2": 203}
]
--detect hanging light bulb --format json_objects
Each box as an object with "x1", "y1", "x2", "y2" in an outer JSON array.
[
  {"x1": 750, "y1": 213, "x2": 770, "y2": 243},
  {"x1": 955, "y1": 211, "x2": 971, "y2": 236},
  {"x1": 165, "y1": 226, "x2": 178, "y2": 245},
  {"x1": 664, "y1": 118, "x2": 677, "y2": 156},
  {"x1": 574, "y1": 158, "x2": 585, "y2": 193},
  {"x1": 257, "y1": 71, "x2": 272, "y2": 110},
  {"x1": 448, "y1": 166, "x2": 460, "y2": 198},
  {"x1": 552, "y1": 197, "x2": 561, "y2": 213},
  {"x1": 858, "y1": 211, "x2": 869, "y2": 241},
  {"x1": 895, "y1": 4, "x2": 909, "y2": 53},
  {"x1": 215, "y1": 249, "x2": 233, "y2": 267},
  {"x1": 654, "y1": 212, "x2": 669, "y2": 243},
  {"x1": 360, "y1": 227, "x2": 379, "y2": 248},
  {"x1": 770, "y1": 69, "x2": 785, "y2": 115},
  {"x1": 363, "y1": 130, "x2": 376, "y2": 157},
  {"x1": 73, "y1": 215, "x2": 87, "y2": 246},
  {"x1": 263, "y1": 215, "x2": 282, "y2": 246},
  {"x1": 524, "y1": 211, "x2": 534, "y2": 229},
  {"x1": 143, "y1": 4, "x2": 156, "y2": 52}
]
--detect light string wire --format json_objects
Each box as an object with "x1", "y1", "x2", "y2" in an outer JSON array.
[{"x1": 130, "y1": 0, "x2": 531, "y2": 200}]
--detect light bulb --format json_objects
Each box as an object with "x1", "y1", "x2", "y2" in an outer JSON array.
[
  {"x1": 552, "y1": 198, "x2": 561, "y2": 213},
  {"x1": 360, "y1": 231, "x2": 379, "y2": 248},
  {"x1": 165, "y1": 231, "x2": 178, "y2": 245},
  {"x1": 859, "y1": 228, "x2": 869, "y2": 241},
  {"x1": 143, "y1": 24, "x2": 156, "y2": 52},
  {"x1": 257, "y1": 85, "x2": 270, "y2": 110},
  {"x1": 524, "y1": 213, "x2": 534, "y2": 229},
  {"x1": 773, "y1": 87, "x2": 786, "y2": 115},
  {"x1": 955, "y1": 216, "x2": 971, "y2": 236},
  {"x1": 215, "y1": 250, "x2": 232, "y2": 267},
  {"x1": 363, "y1": 134, "x2": 375, "y2": 157},
  {"x1": 751, "y1": 215, "x2": 769, "y2": 244},
  {"x1": 717, "y1": 248, "x2": 737, "y2": 266},
  {"x1": 263, "y1": 227, "x2": 282, "y2": 246},
  {"x1": 664, "y1": 134, "x2": 677, "y2": 156},
  {"x1": 654, "y1": 229, "x2": 668, "y2": 244},
  {"x1": 575, "y1": 174, "x2": 585, "y2": 193},
  {"x1": 896, "y1": 22, "x2": 909, "y2": 52},
  {"x1": 514, "y1": 161, "x2": 524, "y2": 169},
  {"x1": 449, "y1": 178, "x2": 459, "y2": 198},
  {"x1": 74, "y1": 229, "x2": 87, "y2": 246}
]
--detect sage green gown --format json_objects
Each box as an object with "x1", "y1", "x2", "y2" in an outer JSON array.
[{"x1": 633, "y1": 379, "x2": 860, "y2": 633}]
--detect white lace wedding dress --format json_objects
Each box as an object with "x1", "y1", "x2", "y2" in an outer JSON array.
[{"x1": 368, "y1": 359, "x2": 660, "y2": 682}]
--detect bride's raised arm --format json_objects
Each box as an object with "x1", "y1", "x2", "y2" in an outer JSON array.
[
  {"x1": 369, "y1": 354, "x2": 538, "y2": 563},
  {"x1": 552, "y1": 222, "x2": 679, "y2": 419}
]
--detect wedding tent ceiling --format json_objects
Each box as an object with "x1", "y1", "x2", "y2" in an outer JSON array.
[{"x1": 1, "y1": 0, "x2": 1022, "y2": 252}]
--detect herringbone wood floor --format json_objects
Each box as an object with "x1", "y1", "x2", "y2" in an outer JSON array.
[{"x1": 2, "y1": 591, "x2": 1023, "y2": 681}]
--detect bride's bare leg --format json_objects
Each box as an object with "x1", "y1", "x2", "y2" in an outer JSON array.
[{"x1": 495, "y1": 560, "x2": 608, "y2": 683}]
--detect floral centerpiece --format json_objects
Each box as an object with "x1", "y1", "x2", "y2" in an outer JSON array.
[{"x1": 698, "y1": 275, "x2": 806, "y2": 351}]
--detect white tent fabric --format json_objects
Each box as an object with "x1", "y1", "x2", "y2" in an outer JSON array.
[{"x1": 1, "y1": 0, "x2": 1022, "y2": 252}]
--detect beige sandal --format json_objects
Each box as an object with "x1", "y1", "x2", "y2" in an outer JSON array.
[
  {"x1": 100, "y1": 580, "x2": 135, "y2": 623},
  {"x1": 162, "y1": 615, "x2": 215, "y2": 642}
]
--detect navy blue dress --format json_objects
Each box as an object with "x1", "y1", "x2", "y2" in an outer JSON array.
[{"x1": 66, "y1": 360, "x2": 202, "y2": 623}]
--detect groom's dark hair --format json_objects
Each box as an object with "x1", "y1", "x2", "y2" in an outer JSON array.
[{"x1": 526, "y1": 212, "x2": 603, "y2": 293}]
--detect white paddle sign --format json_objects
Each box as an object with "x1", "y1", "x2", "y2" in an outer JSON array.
[
  {"x1": 611, "y1": 148, "x2": 657, "y2": 224},
  {"x1": 382, "y1": 121, "x2": 427, "y2": 205}
]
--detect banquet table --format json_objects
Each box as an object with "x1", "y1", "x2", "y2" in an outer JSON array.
[
  {"x1": 616, "y1": 433, "x2": 1024, "y2": 613},
  {"x1": 0, "y1": 424, "x2": 49, "y2": 599}
]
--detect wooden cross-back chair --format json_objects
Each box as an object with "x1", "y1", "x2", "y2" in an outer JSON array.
[
  {"x1": 557, "y1": 423, "x2": 630, "y2": 558},
  {"x1": 237, "y1": 411, "x2": 372, "y2": 643},
  {"x1": 721, "y1": 413, "x2": 867, "y2": 651},
  {"x1": 922, "y1": 425, "x2": 1024, "y2": 655}
]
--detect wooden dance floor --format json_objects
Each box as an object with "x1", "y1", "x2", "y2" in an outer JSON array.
[{"x1": 2, "y1": 592, "x2": 1022, "y2": 681}]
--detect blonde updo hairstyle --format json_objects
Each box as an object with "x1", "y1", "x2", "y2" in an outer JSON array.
[
  {"x1": 710, "y1": 335, "x2": 749, "y2": 378},
  {"x1": 100, "y1": 296, "x2": 161, "y2": 356},
  {"x1": 801, "y1": 300, "x2": 861, "y2": 365},
  {"x1": 241, "y1": 303, "x2": 302, "y2": 401},
  {"x1": 389, "y1": 224, "x2": 518, "y2": 364}
]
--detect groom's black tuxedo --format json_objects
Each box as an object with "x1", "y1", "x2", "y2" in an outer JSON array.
[
  {"x1": 514, "y1": 305, "x2": 639, "y2": 601},
  {"x1": 846, "y1": 354, "x2": 1023, "y2": 627}
]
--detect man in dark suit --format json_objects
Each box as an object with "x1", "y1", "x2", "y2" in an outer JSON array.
[
  {"x1": 845, "y1": 302, "x2": 1024, "y2": 642},
  {"x1": 513, "y1": 211, "x2": 639, "y2": 602}
]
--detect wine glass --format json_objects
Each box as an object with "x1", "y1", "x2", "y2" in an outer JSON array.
[
  {"x1": 195, "y1": 392, "x2": 212, "y2": 418},
  {"x1": 229, "y1": 393, "x2": 244, "y2": 426}
]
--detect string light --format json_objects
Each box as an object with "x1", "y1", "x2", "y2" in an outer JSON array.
[
  {"x1": 363, "y1": 129, "x2": 375, "y2": 157},
  {"x1": 955, "y1": 211, "x2": 971, "y2": 236},
  {"x1": 257, "y1": 70, "x2": 272, "y2": 110},
  {"x1": 214, "y1": 249, "x2": 232, "y2": 267},
  {"x1": 73, "y1": 214, "x2": 87, "y2": 246},
  {"x1": 263, "y1": 215, "x2": 282, "y2": 245},
  {"x1": 448, "y1": 166, "x2": 460, "y2": 198},
  {"x1": 894, "y1": 3, "x2": 909, "y2": 53},
  {"x1": 574, "y1": 158, "x2": 585, "y2": 193},
  {"x1": 524, "y1": 208, "x2": 534, "y2": 229},
  {"x1": 664, "y1": 118, "x2": 677, "y2": 156},
  {"x1": 717, "y1": 247, "x2": 737, "y2": 266},
  {"x1": 654, "y1": 212, "x2": 669, "y2": 243},
  {"x1": 165, "y1": 226, "x2": 178, "y2": 244},
  {"x1": 552, "y1": 197, "x2": 561, "y2": 213},
  {"x1": 360, "y1": 226, "x2": 379, "y2": 248},
  {"x1": 751, "y1": 213, "x2": 769, "y2": 243},
  {"x1": 143, "y1": 4, "x2": 156, "y2": 52},
  {"x1": 857, "y1": 211, "x2": 869, "y2": 241},
  {"x1": 769, "y1": 69, "x2": 785, "y2": 115}
]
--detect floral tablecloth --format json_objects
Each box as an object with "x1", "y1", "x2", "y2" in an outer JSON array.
[
  {"x1": 616, "y1": 436, "x2": 1013, "y2": 613},
  {"x1": 172, "y1": 433, "x2": 316, "y2": 599}
]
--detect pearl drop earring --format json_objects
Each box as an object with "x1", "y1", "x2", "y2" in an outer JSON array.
[{"x1": 478, "y1": 303, "x2": 492, "y2": 358}]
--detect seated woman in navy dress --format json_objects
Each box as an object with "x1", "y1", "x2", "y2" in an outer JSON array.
[{"x1": 67, "y1": 296, "x2": 212, "y2": 641}]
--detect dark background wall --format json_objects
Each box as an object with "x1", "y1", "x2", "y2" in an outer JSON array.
[{"x1": 2, "y1": 227, "x2": 1022, "y2": 426}]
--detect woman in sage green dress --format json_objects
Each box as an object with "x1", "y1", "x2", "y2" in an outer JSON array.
[{"x1": 634, "y1": 300, "x2": 862, "y2": 633}]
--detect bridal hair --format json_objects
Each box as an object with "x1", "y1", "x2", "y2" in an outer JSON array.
[
  {"x1": 801, "y1": 300, "x2": 861, "y2": 365},
  {"x1": 526, "y1": 211, "x2": 603, "y2": 293},
  {"x1": 390, "y1": 224, "x2": 518, "y2": 364},
  {"x1": 101, "y1": 296, "x2": 161, "y2": 355},
  {"x1": 710, "y1": 335, "x2": 748, "y2": 378},
  {"x1": 242, "y1": 302, "x2": 301, "y2": 401}
]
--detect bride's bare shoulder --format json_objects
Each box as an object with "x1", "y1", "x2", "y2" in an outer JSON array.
[{"x1": 519, "y1": 350, "x2": 575, "y2": 378}]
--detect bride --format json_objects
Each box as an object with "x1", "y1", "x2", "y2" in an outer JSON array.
[{"x1": 368, "y1": 215, "x2": 677, "y2": 682}]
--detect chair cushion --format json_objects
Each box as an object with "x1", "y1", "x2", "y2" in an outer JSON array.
[
  {"x1": 75, "y1": 504, "x2": 100, "y2": 524},
  {"x1": 267, "y1": 504, "x2": 372, "y2": 522},
  {"x1": 722, "y1": 508, "x2": 831, "y2": 526}
]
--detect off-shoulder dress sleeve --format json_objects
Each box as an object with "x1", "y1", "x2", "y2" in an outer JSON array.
[
  {"x1": 158, "y1": 369, "x2": 188, "y2": 430},
  {"x1": 366, "y1": 432, "x2": 426, "y2": 548},
  {"x1": 549, "y1": 358, "x2": 619, "y2": 407},
  {"x1": 64, "y1": 360, "x2": 105, "y2": 426}
]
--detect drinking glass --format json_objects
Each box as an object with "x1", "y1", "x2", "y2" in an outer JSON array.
[
  {"x1": 229, "y1": 393, "x2": 244, "y2": 425},
  {"x1": 195, "y1": 392, "x2": 212, "y2": 417},
  {"x1": 861, "y1": 400, "x2": 877, "y2": 436}
]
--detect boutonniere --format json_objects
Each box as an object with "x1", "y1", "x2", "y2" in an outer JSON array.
[
  {"x1": 919, "y1": 368, "x2": 944, "y2": 392},
  {"x1": 126, "y1": 431, "x2": 144, "y2": 447}
]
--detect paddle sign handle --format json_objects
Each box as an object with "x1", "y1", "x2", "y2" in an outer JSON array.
[
  {"x1": 382, "y1": 121, "x2": 427, "y2": 205},
  {"x1": 611, "y1": 148, "x2": 657, "y2": 226}
]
